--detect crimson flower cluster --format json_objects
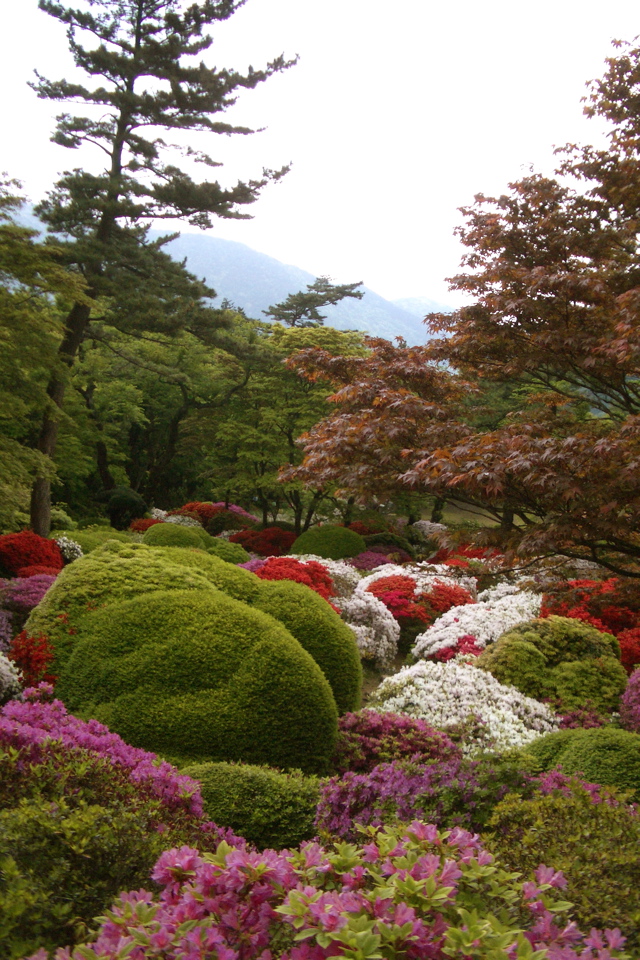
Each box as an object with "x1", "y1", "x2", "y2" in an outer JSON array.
[
  {"x1": 256, "y1": 557, "x2": 335, "y2": 602},
  {"x1": 0, "y1": 531, "x2": 64, "y2": 576},
  {"x1": 7, "y1": 631, "x2": 56, "y2": 687},
  {"x1": 230, "y1": 526, "x2": 297, "y2": 556}
]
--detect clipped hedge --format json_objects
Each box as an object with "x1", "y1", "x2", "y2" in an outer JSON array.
[
  {"x1": 252, "y1": 579, "x2": 362, "y2": 714},
  {"x1": 526, "y1": 726, "x2": 640, "y2": 797},
  {"x1": 205, "y1": 539, "x2": 249, "y2": 564},
  {"x1": 55, "y1": 588, "x2": 338, "y2": 773},
  {"x1": 476, "y1": 615, "x2": 627, "y2": 712},
  {"x1": 25, "y1": 543, "x2": 213, "y2": 669},
  {"x1": 486, "y1": 784, "x2": 640, "y2": 947},
  {"x1": 142, "y1": 523, "x2": 206, "y2": 550},
  {"x1": 59, "y1": 527, "x2": 132, "y2": 555},
  {"x1": 182, "y1": 761, "x2": 319, "y2": 849},
  {"x1": 291, "y1": 525, "x2": 366, "y2": 560},
  {"x1": 156, "y1": 546, "x2": 261, "y2": 602}
]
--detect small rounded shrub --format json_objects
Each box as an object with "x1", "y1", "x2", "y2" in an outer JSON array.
[
  {"x1": 330, "y1": 709, "x2": 462, "y2": 775},
  {"x1": 486, "y1": 783, "x2": 640, "y2": 947},
  {"x1": 142, "y1": 522, "x2": 206, "y2": 550},
  {"x1": 290, "y1": 524, "x2": 366, "y2": 560},
  {"x1": 105, "y1": 487, "x2": 147, "y2": 530},
  {"x1": 527, "y1": 726, "x2": 640, "y2": 797},
  {"x1": 182, "y1": 760, "x2": 319, "y2": 849},
  {"x1": 252, "y1": 579, "x2": 362, "y2": 714},
  {"x1": 476, "y1": 615, "x2": 627, "y2": 712},
  {"x1": 205, "y1": 538, "x2": 249, "y2": 564},
  {"x1": 55, "y1": 588, "x2": 339, "y2": 772},
  {"x1": 60, "y1": 526, "x2": 132, "y2": 554}
]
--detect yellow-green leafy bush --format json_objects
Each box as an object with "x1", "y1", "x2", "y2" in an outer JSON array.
[
  {"x1": 58, "y1": 527, "x2": 132, "y2": 554},
  {"x1": 142, "y1": 522, "x2": 206, "y2": 550},
  {"x1": 55, "y1": 588, "x2": 338, "y2": 772},
  {"x1": 476, "y1": 615, "x2": 627, "y2": 712},
  {"x1": 526, "y1": 726, "x2": 640, "y2": 796},
  {"x1": 182, "y1": 761, "x2": 319, "y2": 849},
  {"x1": 486, "y1": 783, "x2": 640, "y2": 947},
  {"x1": 205, "y1": 539, "x2": 249, "y2": 563}
]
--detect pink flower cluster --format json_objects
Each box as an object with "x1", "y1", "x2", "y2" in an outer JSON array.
[{"x1": 29, "y1": 822, "x2": 627, "y2": 960}]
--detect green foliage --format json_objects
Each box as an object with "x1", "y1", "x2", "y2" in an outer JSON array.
[
  {"x1": 205, "y1": 539, "x2": 250, "y2": 564},
  {"x1": 56, "y1": 588, "x2": 338, "y2": 772},
  {"x1": 363, "y1": 532, "x2": 416, "y2": 558},
  {"x1": 253, "y1": 579, "x2": 362, "y2": 714},
  {"x1": 527, "y1": 727, "x2": 640, "y2": 797},
  {"x1": 291, "y1": 524, "x2": 366, "y2": 560},
  {"x1": 25, "y1": 542, "x2": 214, "y2": 668},
  {"x1": 156, "y1": 546, "x2": 262, "y2": 602},
  {"x1": 476, "y1": 616, "x2": 626, "y2": 712},
  {"x1": 142, "y1": 522, "x2": 206, "y2": 550},
  {"x1": 205, "y1": 511, "x2": 256, "y2": 536},
  {"x1": 183, "y1": 761, "x2": 319, "y2": 850},
  {"x1": 105, "y1": 487, "x2": 147, "y2": 530},
  {"x1": 263, "y1": 276, "x2": 364, "y2": 327},
  {"x1": 59, "y1": 527, "x2": 132, "y2": 554},
  {"x1": 486, "y1": 784, "x2": 640, "y2": 947}
]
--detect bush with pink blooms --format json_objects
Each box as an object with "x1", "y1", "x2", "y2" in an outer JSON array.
[
  {"x1": 0, "y1": 686, "x2": 239, "y2": 958},
  {"x1": 25, "y1": 821, "x2": 629, "y2": 960},
  {"x1": 620, "y1": 667, "x2": 640, "y2": 733}
]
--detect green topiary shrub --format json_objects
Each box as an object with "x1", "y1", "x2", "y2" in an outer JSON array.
[
  {"x1": 25, "y1": 542, "x2": 213, "y2": 670},
  {"x1": 205, "y1": 538, "x2": 250, "y2": 564},
  {"x1": 55, "y1": 588, "x2": 338, "y2": 773},
  {"x1": 182, "y1": 761, "x2": 319, "y2": 849},
  {"x1": 156, "y1": 546, "x2": 261, "y2": 602},
  {"x1": 142, "y1": 522, "x2": 206, "y2": 550},
  {"x1": 486, "y1": 783, "x2": 640, "y2": 947},
  {"x1": 475, "y1": 615, "x2": 627, "y2": 712},
  {"x1": 291, "y1": 524, "x2": 366, "y2": 560},
  {"x1": 106, "y1": 487, "x2": 147, "y2": 530},
  {"x1": 363, "y1": 532, "x2": 416, "y2": 558},
  {"x1": 205, "y1": 511, "x2": 257, "y2": 536},
  {"x1": 527, "y1": 726, "x2": 640, "y2": 797},
  {"x1": 253, "y1": 579, "x2": 362, "y2": 714}
]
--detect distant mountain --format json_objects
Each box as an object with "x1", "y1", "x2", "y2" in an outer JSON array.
[
  {"x1": 392, "y1": 296, "x2": 455, "y2": 318},
  {"x1": 160, "y1": 233, "x2": 446, "y2": 346}
]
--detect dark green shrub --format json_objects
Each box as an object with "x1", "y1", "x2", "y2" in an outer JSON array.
[
  {"x1": 106, "y1": 487, "x2": 147, "y2": 530},
  {"x1": 486, "y1": 784, "x2": 640, "y2": 947},
  {"x1": 142, "y1": 522, "x2": 206, "y2": 549},
  {"x1": 363, "y1": 532, "x2": 416, "y2": 558},
  {"x1": 205, "y1": 511, "x2": 257, "y2": 536},
  {"x1": 253, "y1": 579, "x2": 362, "y2": 714},
  {"x1": 475, "y1": 616, "x2": 626, "y2": 712},
  {"x1": 182, "y1": 761, "x2": 319, "y2": 849},
  {"x1": 527, "y1": 726, "x2": 640, "y2": 797},
  {"x1": 291, "y1": 524, "x2": 366, "y2": 560},
  {"x1": 25, "y1": 542, "x2": 213, "y2": 669},
  {"x1": 56, "y1": 588, "x2": 338, "y2": 773}
]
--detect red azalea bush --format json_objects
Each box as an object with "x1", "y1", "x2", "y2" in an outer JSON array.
[
  {"x1": 230, "y1": 526, "x2": 297, "y2": 557},
  {"x1": 256, "y1": 557, "x2": 334, "y2": 602},
  {"x1": 431, "y1": 544, "x2": 499, "y2": 564},
  {"x1": 7, "y1": 631, "x2": 57, "y2": 687},
  {"x1": 16, "y1": 565, "x2": 61, "y2": 578},
  {"x1": 171, "y1": 502, "x2": 260, "y2": 525},
  {"x1": 128, "y1": 518, "x2": 163, "y2": 532},
  {"x1": 542, "y1": 578, "x2": 640, "y2": 638},
  {"x1": 330, "y1": 709, "x2": 462, "y2": 775},
  {"x1": 366, "y1": 576, "x2": 475, "y2": 630},
  {"x1": 0, "y1": 531, "x2": 64, "y2": 576},
  {"x1": 433, "y1": 634, "x2": 484, "y2": 661},
  {"x1": 347, "y1": 520, "x2": 387, "y2": 535},
  {"x1": 617, "y1": 627, "x2": 640, "y2": 674}
]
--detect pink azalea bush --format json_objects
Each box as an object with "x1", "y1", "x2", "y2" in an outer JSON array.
[
  {"x1": 28, "y1": 821, "x2": 628, "y2": 960},
  {"x1": 620, "y1": 667, "x2": 640, "y2": 733}
]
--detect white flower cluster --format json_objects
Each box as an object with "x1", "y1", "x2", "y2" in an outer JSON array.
[
  {"x1": 409, "y1": 520, "x2": 448, "y2": 540},
  {"x1": 334, "y1": 592, "x2": 400, "y2": 668},
  {"x1": 53, "y1": 536, "x2": 83, "y2": 562},
  {"x1": 369, "y1": 660, "x2": 558, "y2": 754},
  {"x1": 164, "y1": 515, "x2": 202, "y2": 528},
  {"x1": 355, "y1": 564, "x2": 477, "y2": 600},
  {"x1": 291, "y1": 554, "x2": 362, "y2": 598},
  {"x1": 0, "y1": 653, "x2": 23, "y2": 705},
  {"x1": 150, "y1": 508, "x2": 168, "y2": 520},
  {"x1": 411, "y1": 588, "x2": 541, "y2": 661}
]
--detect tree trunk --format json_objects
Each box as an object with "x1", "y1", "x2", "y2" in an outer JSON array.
[
  {"x1": 30, "y1": 301, "x2": 92, "y2": 535},
  {"x1": 430, "y1": 497, "x2": 446, "y2": 524}
]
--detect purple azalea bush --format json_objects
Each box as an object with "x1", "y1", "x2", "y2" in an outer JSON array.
[
  {"x1": 620, "y1": 668, "x2": 640, "y2": 733},
  {"x1": 1, "y1": 574, "x2": 57, "y2": 614},
  {"x1": 27, "y1": 821, "x2": 628, "y2": 960},
  {"x1": 0, "y1": 608, "x2": 13, "y2": 652},
  {"x1": 349, "y1": 550, "x2": 392, "y2": 571}
]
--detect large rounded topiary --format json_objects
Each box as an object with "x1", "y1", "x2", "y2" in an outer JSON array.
[
  {"x1": 182, "y1": 760, "x2": 319, "y2": 849},
  {"x1": 205, "y1": 538, "x2": 250, "y2": 564},
  {"x1": 253, "y1": 579, "x2": 362, "y2": 714},
  {"x1": 142, "y1": 522, "x2": 206, "y2": 550},
  {"x1": 291, "y1": 525, "x2": 366, "y2": 560},
  {"x1": 61, "y1": 526, "x2": 133, "y2": 554},
  {"x1": 55, "y1": 588, "x2": 338, "y2": 773},
  {"x1": 475, "y1": 615, "x2": 627, "y2": 712},
  {"x1": 526, "y1": 726, "x2": 640, "y2": 797},
  {"x1": 156, "y1": 546, "x2": 262, "y2": 602},
  {"x1": 25, "y1": 542, "x2": 214, "y2": 669}
]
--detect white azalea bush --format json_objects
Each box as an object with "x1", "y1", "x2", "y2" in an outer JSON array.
[
  {"x1": 368, "y1": 659, "x2": 558, "y2": 754},
  {"x1": 0, "y1": 653, "x2": 22, "y2": 705},
  {"x1": 411, "y1": 587, "x2": 541, "y2": 660},
  {"x1": 334, "y1": 591, "x2": 400, "y2": 668},
  {"x1": 291, "y1": 555, "x2": 362, "y2": 598},
  {"x1": 164, "y1": 514, "x2": 202, "y2": 528},
  {"x1": 53, "y1": 536, "x2": 83, "y2": 562},
  {"x1": 355, "y1": 563, "x2": 477, "y2": 600}
]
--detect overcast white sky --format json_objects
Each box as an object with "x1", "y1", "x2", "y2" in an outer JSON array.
[{"x1": 1, "y1": 0, "x2": 639, "y2": 303}]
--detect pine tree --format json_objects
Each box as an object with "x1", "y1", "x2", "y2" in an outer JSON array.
[
  {"x1": 29, "y1": 0, "x2": 296, "y2": 533},
  {"x1": 263, "y1": 276, "x2": 364, "y2": 327}
]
